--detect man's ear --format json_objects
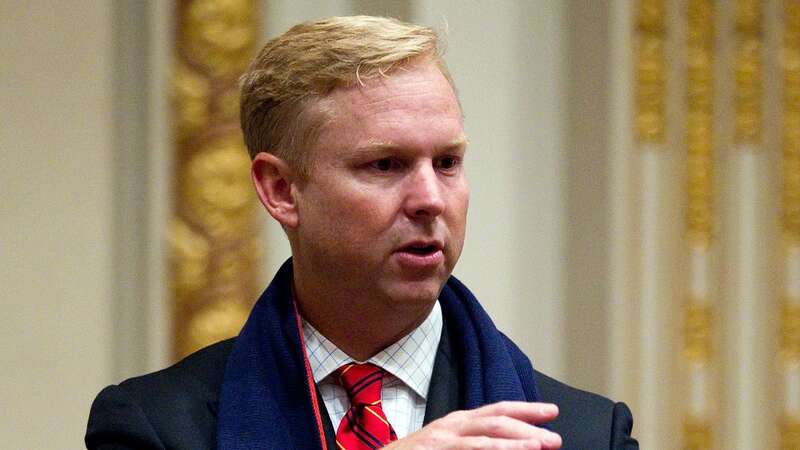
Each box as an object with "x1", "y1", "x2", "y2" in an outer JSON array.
[{"x1": 251, "y1": 152, "x2": 299, "y2": 229}]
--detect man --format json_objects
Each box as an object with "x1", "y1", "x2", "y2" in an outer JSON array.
[{"x1": 87, "y1": 16, "x2": 638, "y2": 450}]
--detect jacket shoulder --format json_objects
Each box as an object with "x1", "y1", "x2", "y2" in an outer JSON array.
[
  {"x1": 86, "y1": 339, "x2": 235, "y2": 450},
  {"x1": 535, "y1": 370, "x2": 615, "y2": 416},
  {"x1": 535, "y1": 370, "x2": 638, "y2": 449},
  {"x1": 497, "y1": 333, "x2": 637, "y2": 448},
  {"x1": 118, "y1": 338, "x2": 234, "y2": 403}
]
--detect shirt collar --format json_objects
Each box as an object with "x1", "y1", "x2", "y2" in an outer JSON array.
[{"x1": 301, "y1": 301, "x2": 443, "y2": 400}]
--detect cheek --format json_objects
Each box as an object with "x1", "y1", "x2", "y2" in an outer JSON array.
[
  {"x1": 347, "y1": 186, "x2": 404, "y2": 229},
  {"x1": 307, "y1": 184, "x2": 396, "y2": 237},
  {"x1": 449, "y1": 183, "x2": 470, "y2": 226}
]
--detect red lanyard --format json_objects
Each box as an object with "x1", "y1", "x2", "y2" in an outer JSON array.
[{"x1": 293, "y1": 301, "x2": 328, "y2": 450}]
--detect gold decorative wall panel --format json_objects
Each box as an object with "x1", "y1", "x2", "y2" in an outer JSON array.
[
  {"x1": 783, "y1": 2, "x2": 800, "y2": 448},
  {"x1": 783, "y1": 303, "x2": 800, "y2": 360},
  {"x1": 786, "y1": 1, "x2": 800, "y2": 246},
  {"x1": 735, "y1": 0, "x2": 762, "y2": 144},
  {"x1": 628, "y1": 0, "x2": 796, "y2": 447},
  {"x1": 684, "y1": 302, "x2": 712, "y2": 362},
  {"x1": 635, "y1": 0, "x2": 666, "y2": 143},
  {"x1": 170, "y1": 0, "x2": 260, "y2": 359},
  {"x1": 686, "y1": 0, "x2": 714, "y2": 250},
  {"x1": 782, "y1": 420, "x2": 800, "y2": 450},
  {"x1": 684, "y1": 1, "x2": 714, "y2": 449}
]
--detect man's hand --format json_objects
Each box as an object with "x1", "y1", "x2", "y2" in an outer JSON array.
[{"x1": 383, "y1": 401, "x2": 562, "y2": 449}]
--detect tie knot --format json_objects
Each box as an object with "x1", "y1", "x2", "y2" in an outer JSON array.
[{"x1": 335, "y1": 363, "x2": 385, "y2": 406}]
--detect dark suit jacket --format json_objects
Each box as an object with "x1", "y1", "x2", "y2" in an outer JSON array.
[{"x1": 87, "y1": 320, "x2": 637, "y2": 449}]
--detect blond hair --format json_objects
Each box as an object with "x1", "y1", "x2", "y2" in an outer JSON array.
[{"x1": 239, "y1": 15, "x2": 452, "y2": 178}]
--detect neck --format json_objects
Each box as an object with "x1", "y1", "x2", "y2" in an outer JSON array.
[{"x1": 292, "y1": 274, "x2": 433, "y2": 362}]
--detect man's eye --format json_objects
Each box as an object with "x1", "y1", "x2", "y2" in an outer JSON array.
[
  {"x1": 371, "y1": 158, "x2": 397, "y2": 171},
  {"x1": 437, "y1": 156, "x2": 459, "y2": 170}
]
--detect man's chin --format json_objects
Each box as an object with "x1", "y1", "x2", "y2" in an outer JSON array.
[{"x1": 383, "y1": 278, "x2": 447, "y2": 308}]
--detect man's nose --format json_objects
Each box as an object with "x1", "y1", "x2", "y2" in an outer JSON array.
[{"x1": 404, "y1": 164, "x2": 446, "y2": 220}]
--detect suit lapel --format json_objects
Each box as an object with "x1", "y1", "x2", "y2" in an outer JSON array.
[
  {"x1": 316, "y1": 387, "x2": 336, "y2": 450},
  {"x1": 423, "y1": 315, "x2": 461, "y2": 425}
]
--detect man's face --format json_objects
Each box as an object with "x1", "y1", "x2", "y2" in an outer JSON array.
[{"x1": 292, "y1": 61, "x2": 469, "y2": 311}]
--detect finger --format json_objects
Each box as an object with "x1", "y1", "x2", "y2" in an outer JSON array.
[
  {"x1": 459, "y1": 415, "x2": 558, "y2": 442},
  {"x1": 469, "y1": 401, "x2": 559, "y2": 423},
  {"x1": 457, "y1": 435, "x2": 562, "y2": 450}
]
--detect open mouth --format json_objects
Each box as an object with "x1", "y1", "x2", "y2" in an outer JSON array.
[
  {"x1": 402, "y1": 244, "x2": 439, "y2": 255},
  {"x1": 395, "y1": 240, "x2": 444, "y2": 268}
]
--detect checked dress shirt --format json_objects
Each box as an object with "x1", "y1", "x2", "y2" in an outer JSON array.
[{"x1": 302, "y1": 301, "x2": 443, "y2": 439}]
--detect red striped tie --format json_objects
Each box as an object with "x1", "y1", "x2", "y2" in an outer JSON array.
[{"x1": 334, "y1": 363, "x2": 397, "y2": 450}]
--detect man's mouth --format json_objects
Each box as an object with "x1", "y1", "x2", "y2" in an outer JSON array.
[
  {"x1": 394, "y1": 240, "x2": 445, "y2": 269},
  {"x1": 401, "y1": 243, "x2": 440, "y2": 255},
  {"x1": 397, "y1": 240, "x2": 443, "y2": 256}
]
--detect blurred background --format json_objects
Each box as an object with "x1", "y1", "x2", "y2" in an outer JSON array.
[{"x1": 2, "y1": 0, "x2": 798, "y2": 449}]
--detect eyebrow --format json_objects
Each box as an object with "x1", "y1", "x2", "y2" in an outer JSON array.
[{"x1": 353, "y1": 134, "x2": 469, "y2": 153}]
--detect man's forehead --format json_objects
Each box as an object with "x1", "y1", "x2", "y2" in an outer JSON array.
[
  {"x1": 327, "y1": 62, "x2": 456, "y2": 108},
  {"x1": 302, "y1": 60, "x2": 464, "y2": 163}
]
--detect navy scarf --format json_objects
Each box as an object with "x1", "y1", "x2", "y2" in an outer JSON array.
[{"x1": 217, "y1": 259, "x2": 541, "y2": 449}]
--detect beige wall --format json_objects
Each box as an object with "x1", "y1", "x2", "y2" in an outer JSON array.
[
  {"x1": 415, "y1": 0, "x2": 571, "y2": 379},
  {"x1": 1, "y1": 2, "x2": 115, "y2": 448},
  {"x1": 1, "y1": 2, "x2": 172, "y2": 448}
]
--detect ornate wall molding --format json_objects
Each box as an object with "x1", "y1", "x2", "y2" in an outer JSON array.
[
  {"x1": 783, "y1": 2, "x2": 800, "y2": 448},
  {"x1": 628, "y1": 0, "x2": 798, "y2": 446},
  {"x1": 686, "y1": 0, "x2": 714, "y2": 251},
  {"x1": 785, "y1": 1, "x2": 800, "y2": 246},
  {"x1": 170, "y1": 0, "x2": 260, "y2": 359},
  {"x1": 635, "y1": 0, "x2": 667, "y2": 144},
  {"x1": 735, "y1": 0, "x2": 762, "y2": 145},
  {"x1": 684, "y1": 1, "x2": 714, "y2": 449},
  {"x1": 684, "y1": 301, "x2": 712, "y2": 362},
  {"x1": 783, "y1": 302, "x2": 800, "y2": 360}
]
